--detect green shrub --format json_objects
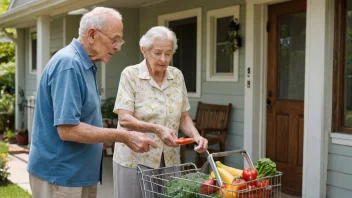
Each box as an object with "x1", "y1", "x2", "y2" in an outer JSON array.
[
  {"x1": 0, "y1": 152, "x2": 10, "y2": 185},
  {"x1": 0, "y1": 142, "x2": 8, "y2": 153}
]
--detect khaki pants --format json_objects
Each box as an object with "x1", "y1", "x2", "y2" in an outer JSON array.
[{"x1": 29, "y1": 174, "x2": 97, "y2": 198}]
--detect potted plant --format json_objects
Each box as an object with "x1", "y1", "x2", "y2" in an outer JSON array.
[{"x1": 16, "y1": 128, "x2": 28, "y2": 145}]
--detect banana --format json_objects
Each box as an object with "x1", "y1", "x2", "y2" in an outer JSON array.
[
  {"x1": 217, "y1": 167, "x2": 235, "y2": 183},
  {"x1": 216, "y1": 161, "x2": 243, "y2": 177},
  {"x1": 209, "y1": 171, "x2": 215, "y2": 179}
]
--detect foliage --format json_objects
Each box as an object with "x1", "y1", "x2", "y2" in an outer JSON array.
[
  {"x1": 0, "y1": 62, "x2": 15, "y2": 95},
  {"x1": 0, "y1": 150, "x2": 10, "y2": 185},
  {"x1": 0, "y1": 141, "x2": 8, "y2": 153},
  {"x1": 0, "y1": 0, "x2": 10, "y2": 13},
  {"x1": 3, "y1": 129, "x2": 15, "y2": 139},
  {"x1": 0, "y1": 90, "x2": 15, "y2": 115},
  {"x1": 0, "y1": 183, "x2": 32, "y2": 197},
  {"x1": 16, "y1": 128, "x2": 27, "y2": 136},
  {"x1": 101, "y1": 98, "x2": 117, "y2": 119},
  {"x1": 224, "y1": 19, "x2": 241, "y2": 56}
]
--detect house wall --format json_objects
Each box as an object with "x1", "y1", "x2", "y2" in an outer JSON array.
[
  {"x1": 327, "y1": 141, "x2": 352, "y2": 197},
  {"x1": 24, "y1": 18, "x2": 65, "y2": 98},
  {"x1": 139, "y1": 0, "x2": 246, "y2": 168},
  {"x1": 104, "y1": 8, "x2": 141, "y2": 98}
]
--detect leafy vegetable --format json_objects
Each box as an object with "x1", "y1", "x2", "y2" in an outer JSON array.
[
  {"x1": 165, "y1": 172, "x2": 220, "y2": 198},
  {"x1": 254, "y1": 158, "x2": 278, "y2": 178}
]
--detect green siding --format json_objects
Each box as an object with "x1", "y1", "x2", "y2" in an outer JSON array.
[
  {"x1": 327, "y1": 141, "x2": 352, "y2": 197},
  {"x1": 139, "y1": 0, "x2": 246, "y2": 168}
]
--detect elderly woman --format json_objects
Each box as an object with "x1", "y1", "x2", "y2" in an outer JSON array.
[{"x1": 112, "y1": 26, "x2": 208, "y2": 197}]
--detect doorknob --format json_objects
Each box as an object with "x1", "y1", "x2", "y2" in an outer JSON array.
[{"x1": 267, "y1": 98, "x2": 272, "y2": 113}]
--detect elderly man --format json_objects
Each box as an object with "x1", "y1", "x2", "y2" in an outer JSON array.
[{"x1": 27, "y1": 7, "x2": 161, "y2": 198}]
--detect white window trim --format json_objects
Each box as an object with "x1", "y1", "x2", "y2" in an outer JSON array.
[
  {"x1": 206, "y1": 6, "x2": 240, "y2": 82},
  {"x1": 158, "y1": 8, "x2": 202, "y2": 98},
  {"x1": 29, "y1": 27, "x2": 37, "y2": 75},
  {"x1": 331, "y1": 133, "x2": 352, "y2": 147}
]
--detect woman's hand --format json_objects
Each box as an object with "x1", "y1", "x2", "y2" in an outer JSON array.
[
  {"x1": 193, "y1": 135, "x2": 208, "y2": 153},
  {"x1": 124, "y1": 131, "x2": 158, "y2": 153},
  {"x1": 155, "y1": 125, "x2": 178, "y2": 147}
]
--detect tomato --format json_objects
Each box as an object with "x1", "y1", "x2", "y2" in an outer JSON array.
[
  {"x1": 242, "y1": 168, "x2": 258, "y2": 181},
  {"x1": 200, "y1": 179, "x2": 218, "y2": 194},
  {"x1": 232, "y1": 179, "x2": 248, "y2": 198},
  {"x1": 175, "y1": 137, "x2": 194, "y2": 145}
]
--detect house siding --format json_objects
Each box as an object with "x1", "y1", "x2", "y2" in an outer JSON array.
[
  {"x1": 24, "y1": 18, "x2": 65, "y2": 98},
  {"x1": 105, "y1": 8, "x2": 140, "y2": 98},
  {"x1": 139, "y1": 0, "x2": 246, "y2": 168},
  {"x1": 24, "y1": 29, "x2": 36, "y2": 98},
  {"x1": 327, "y1": 141, "x2": 352, "y2": 198}
]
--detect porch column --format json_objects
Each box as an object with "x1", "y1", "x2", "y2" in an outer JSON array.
[
  {"x1": 15, "y1": 29, "x2": 25, "y2": 130},
  {"x1": 303, "y1": 0, "x2": 334, "y2": 197},
  {"x1": 36, "y1": 15, "x2": 50, "y2": 86}
]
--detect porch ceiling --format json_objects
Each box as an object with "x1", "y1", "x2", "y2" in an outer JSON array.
[{"x1": 0, "y1": 0, "x2": 170, "y2": 28}]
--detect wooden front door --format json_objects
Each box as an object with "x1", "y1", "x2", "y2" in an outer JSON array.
[{"x1": 266, "y1": 0, "x2": 306, "y2": 196}]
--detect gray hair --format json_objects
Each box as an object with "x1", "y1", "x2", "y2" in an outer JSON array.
[
  {"x1": 78, "y1": 7, "x2": 122, "y2": 37},
  {"x1": 139, "y1": 26, "x2": 178, "y2": 52}
]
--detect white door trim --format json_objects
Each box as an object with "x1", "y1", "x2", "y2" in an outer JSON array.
[{"x1": 244, "y1": 0, "x2": 334, "y2": 197}]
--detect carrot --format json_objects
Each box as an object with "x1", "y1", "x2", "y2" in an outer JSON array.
[{"x1": 175, "y1": 137, "x2": 194, "y2": 145}]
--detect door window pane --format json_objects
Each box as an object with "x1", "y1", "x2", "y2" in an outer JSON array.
[
  {"x1": 278, "y1": 13, "x2": 306, "y2": 100},
  {"x1": 344, "y1": 0, "x2": 352, "y2": 127},
  {"x1": 169, "y1": 17, "x2": 197, "y2": 92}
]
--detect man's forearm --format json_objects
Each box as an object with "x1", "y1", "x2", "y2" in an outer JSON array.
[{"x1": 57, "y1": 122, "x2": 128, "y2": 144}]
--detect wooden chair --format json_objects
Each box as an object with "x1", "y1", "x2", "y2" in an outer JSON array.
[{"x1": 188, "y1": 102, "x2": 232, "y2": 167}]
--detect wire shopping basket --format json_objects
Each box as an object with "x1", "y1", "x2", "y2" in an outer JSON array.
[{"x1": 137, "y1": 149, "x2": 282, "y2": 198}]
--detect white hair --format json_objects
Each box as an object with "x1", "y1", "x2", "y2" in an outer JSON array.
[
  {"x1": 78, "y1": 7, "x2": 122, "y2": 37},
  {"x1": 139, "y1": 26, "x2": 178, "y2": 52}
]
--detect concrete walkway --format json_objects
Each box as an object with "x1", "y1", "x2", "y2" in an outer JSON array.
[{"x1": 7, "y1": 148, "x2": 114, "y2": 197}]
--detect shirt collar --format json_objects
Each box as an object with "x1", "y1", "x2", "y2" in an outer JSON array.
[
  {"x1": 70, "y1": 38, "x2": 95, "y2": 70},
  {"x1": 138, "y1": 59, "x2": 174, "y2": 80}
]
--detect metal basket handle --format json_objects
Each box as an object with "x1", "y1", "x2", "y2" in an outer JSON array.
[{"x1": 202, "y1": 149, "x2": 254, "y2": 187}]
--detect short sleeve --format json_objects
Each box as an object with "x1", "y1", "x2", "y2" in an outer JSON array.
[
  {"x1": 181, "y1": 73, "x2": 190, "y2": 112},
  {"x1": 113, "y1": 69, "x2": 136, "y2": 114},
  {"x1": 51, "y1": 68, "x2": 83, "y2": 126}
]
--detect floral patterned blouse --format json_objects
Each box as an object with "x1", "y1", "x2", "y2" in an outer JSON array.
[{"x1": 113, "y1": 59, "x2": 190, "y2": 169}]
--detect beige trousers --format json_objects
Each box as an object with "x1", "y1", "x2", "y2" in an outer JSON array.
[{"x1": 29, "y1": 174, "x2": 97, "y2": 198}]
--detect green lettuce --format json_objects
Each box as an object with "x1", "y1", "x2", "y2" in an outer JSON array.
[{"x1": 254, "y1": 158, "x2": 278, "y2": 178}]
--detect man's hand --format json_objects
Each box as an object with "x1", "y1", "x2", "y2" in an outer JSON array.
[
  {"x1": 155, "y1": 125, "x2": 178, "y2": 147},
  {"x1": 124, "y1": 131, "x2": 158, "y2": 153},
  {"x1": 193, "y1": 135, "x2": 208, "y2": 153}
]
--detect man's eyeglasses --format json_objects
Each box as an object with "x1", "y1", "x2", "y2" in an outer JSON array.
[{"x1": 97, "y1": 29, "x2": 125, "y2": 47}]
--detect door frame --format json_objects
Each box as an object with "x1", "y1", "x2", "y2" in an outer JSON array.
[{"x1": 244, "y1": 0, "x2": 334, "y2": 197}]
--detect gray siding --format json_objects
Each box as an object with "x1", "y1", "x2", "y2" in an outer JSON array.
[
  {"x1": 105, "y1": 8, "x2": 141, "y2": 98},
  {"x1": 139, "y1": 0, "x2": 246, "y2": 168},
  {"x1": 64, "y1": 15, "x2": 81, "y2": 45},
  {"x1": 327, "y1": 141, "x2": 352, "y2": 198},
  {"x1": 24, "y1": 29, "x2": 36, "y2": 98},
  {"x1": 50, "y1": 18, "x2": 63, "y2": 54}
]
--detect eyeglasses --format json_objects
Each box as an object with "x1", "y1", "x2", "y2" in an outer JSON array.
[{"x1": 97, "y1": 29, "x2": 125, "y2": 47}]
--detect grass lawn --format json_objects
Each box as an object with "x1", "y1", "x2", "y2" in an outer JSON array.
[
  {"x1": 0, "y1": 183, "x2": 31, "y2": 198},
  {"x1": 0, "y1": 141, "x2": 8, "y2": 153}
]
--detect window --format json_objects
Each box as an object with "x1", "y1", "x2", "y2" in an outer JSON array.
[
  {"x1": 206, "y1": 6, "x2": 240, "y2": 82},
  {"x1": 158, "y1": 8, "x2": 202, "y2": 98},
  {"x1": 29, "y1": 29, "x2": 37, "y2": 74},
  {"x1": 333, "y1": 0, "x2": 352, "y2": 133}
]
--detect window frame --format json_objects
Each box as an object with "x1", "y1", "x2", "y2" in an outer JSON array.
[
  {"x1": 333, "y1": 0, "x2": 352, "y2": 134},
  {"x1": 29, "y1": 27, "x2": 37, "y2": 75},
  {"x1": 206, "y1": 5, "x2": 240, "y2": 82},
  {"x1": 158, "y1": 8, "x2": 202, "y2": 98}
]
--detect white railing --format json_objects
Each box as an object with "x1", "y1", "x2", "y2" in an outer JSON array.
[{"x1": 27, "y1": 96, "x2": 36, "y2": 144}]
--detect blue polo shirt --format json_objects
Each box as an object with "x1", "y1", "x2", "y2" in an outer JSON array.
[{"x1": 27, "y1": 39, "x2": 103, "y2": 187}]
